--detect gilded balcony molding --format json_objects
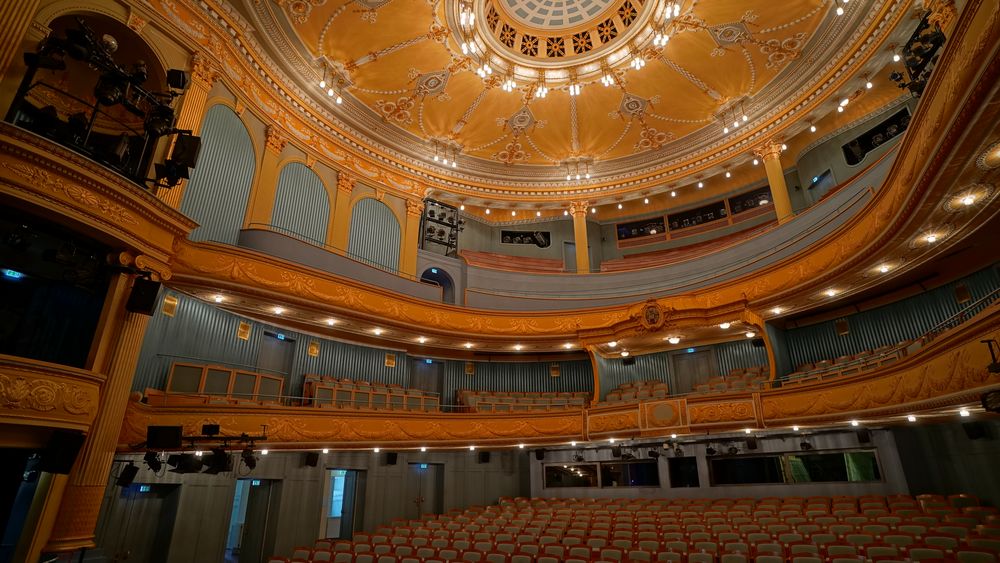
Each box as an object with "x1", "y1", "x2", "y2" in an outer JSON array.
[
  {"x1": 116, "y1": 304, "x2": 1000, "y2": 449},
  {"x1": 0, "y1": 355, "x2": 104, "y2": 432}
]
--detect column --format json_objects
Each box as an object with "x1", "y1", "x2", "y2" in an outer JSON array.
[
  {"x1": 329, "y1": 172, "x2": 355, "y2": 253},
  {"x1": 399, "y1": 198, "x2": 424, "y2": 277},
  {"x1": 753, "y1": 140, "x2": 794, "y2": 224},
  {"x1": 158, "y1": 53, "x2": 218, "y2": 209},
  {"x1": 569, "y1": 201, "x2": 591, "y2": 273},
  {"x1": 43, "y1": 275, "x2": 152, "y2": 553},
  {"x1": 243, "y1": 125, "x2": 287, "y2": 229},
  {"x1": 0, "y1": 0, "x2": 41, "y2": 115},
  {"x1": 926, "y1": 0, "x2": 957, "y2": 31}
]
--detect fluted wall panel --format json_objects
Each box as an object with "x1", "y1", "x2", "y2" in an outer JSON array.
[
  {"x1": 181, "y1": 105, "x2": 256, "y2": 244},
  {"x1": 715, "y1": 338, "x2": 769, "y2": 375},
  {"x1": 442, "y1": 360, "x2": 593, "y2": 404},
  {"x1": 348, "y1": 198, "x2": 401, "y2": 271},
  {"x1": 785, "y1": 267, "x2": 999, "y2": 368},
  {"x1": 272, "y1": 162, "x2": 329, "y2": 244},
  {"x1": 595, "y1": 351, "x2": 671, "y2": 399}
]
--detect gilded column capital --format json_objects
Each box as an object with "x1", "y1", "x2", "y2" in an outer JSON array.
[
  {"x1": 405, "y1": 198, "x2": 425, "y2": 217},
  {"x1": 189, "y1": 53, "x2": 218, "y2": 87},
  {"x1": 264, "y1": 126, "x2": 288, "y2": 155},
  {"x1": 337, "y1": 173, "x2": 356, "y2": 194},
  {"x1": 753, "y1": 139, "x2": 785, "y2": 162},
  {"x1": 569, "y1": 201, "x2": 590, "y2": 217},
  {"x1": 925, "y1": 0, "x2": 956, "y2": 30},
  {"x1": 112, "y1": 251, "x2": 172, "y2": 282}
]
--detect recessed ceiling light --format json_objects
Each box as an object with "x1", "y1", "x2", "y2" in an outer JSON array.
[
  {"x1": 273, "y1": 306, "x2": 284, "y2": 315},
  {"x1": 608, "y1": 438, "x2": 616, "y2": 444},
  {"x1": 907, "y1": 415, "x2": 917, "y2": 422},
  {"x1": 960, "y1": 408, "x2": 971, "y2": 417},
  {"x1": 792, "y1": 425, "x2": 800, "y2": 431},
  {"x1": 836, "y1": 6, "x2": 844, "y2": 15},
  {"x1": 826, "y1": 289, "x2": 838, "y2": 297},
  {"x1": 961, "y1": 195, "x2": 976, "y2": 206},
  {"x1": 608, "y1": 341, "x2": 618, "y2": 348},
  {"x1": 644, "y1": 198, "x2": 649, "y2": 204},
  {"x1": 460, "y1": 204, "x2": 465, "y2": 210},
  {"x1": 772, "y1": 307, "x2": 783, "y2": 315},
  {"x1": 725, "y1": 171, "x2": 731, "y2": 178},
  {"x1": 925, "y1": 233, "x2": 938, "y2": 243},
  {"x1": 373, "y1": 447, "x2": 380, "y2": 453},
  {"x1": 261, "y1": 449, "x2": 269, "y2": 455},
  {"x1": 469, "y1": 445, "x2": 476, "y2": 451},
  {"x1": 536, "y1": 210, "x2": 542, "y2": 217},
  {"x1": 850, "y1": 420, "x2": 859, "y2": 427},
  {"x1": 323, "y1": 448, "x2": 329, "y2": 454},
  {"x1": 697, "y1": 182, "x2": 704, "y2": 188},
  {"x1": 563, "y1": 210, "x2": 569, "y2": 216},
  {"x1": 213, "y1": 294, "x2": 224, "y2": 303},
  {"x1": 670, "y1": 434, "x2": 677, "y2": 439},
  {"x1": 893, "y1": 53, "x2": 901, "y2": 62},
  {"x1": 463, "y1": 342, "x2": 474, "y2": 348},
  {"x1": 590, "y1": 208, "x2": 596, "y2": 214},
  {"x1": 372, "y1": 328, "x2": 383, "y2": 335},
  {"x1": 745, "y1": 331, "x2": 756, "y2": 338},
  {"x1": 420, "y1": 446, "x2": 427, "y2": 452},
  {"x1": 511, "y1": 210, "x2": 516, "y2": 217},
  {"x1": 327, "y1": 318, "x2": 337, "y2": 326},
  {"x1": 810, "y1": 125, "x2": 817, "y2": 133},
  {"x1": 744, "y1": 428, "x2": 752, "y2": 434},
  {"x1": 513, "y1": 344, "x2": 523, "y2": 351},
  {"x1": 781, "y1": 144, "x2": 787, "y2": 151},
  {"x1": 563, "y1": 343, "x2": 573, "y2": 349},
  {"x1": 485, "y1": 208, "x2": 491, "y2": 215},
  {"x1": 752, "y1": 158, "x2": 759, "y2": 166},
  {"x1": 866, "y1": 80, "x2": 873, "y2": 89},
  {"x1": 719, "y1": 322, "x2": 731, "y2": 329},
  {"x1": 417, "y1": 336, "x2": 427, "y2": 343},
  {"x1": 621, "y1": 350, "x2": 629, "y2": 357},
  {"x1": 617, "y1": 203, "x2": 623, "y2": 209},
  {"x1": 517, "y1": 443, "x2": 524, "y2": 449},
  {"x1": 838, "y1": 106, "x2": 844, "y2": 113},
  {"x1": 671, "y1": 191, "x2": 676, "y2": 197},
  {"x1": 840, "y1": 98, "x2": 850, "y2": 107},
  {"x1": 879, "y1": 264, "x2": 890, "y2": 273},
  {"x1": 667, "y1": 336, "x2": 681, "y2": 345}
]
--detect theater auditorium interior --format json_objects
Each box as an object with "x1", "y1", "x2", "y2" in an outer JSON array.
[{"x1": 1, "y1": 0, "x2": 1000, "y2": 561}]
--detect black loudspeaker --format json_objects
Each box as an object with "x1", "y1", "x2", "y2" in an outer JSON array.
[
  {"x1": 478, "y1": 452, "x2": 491, "y2": 464},
  {"x1": 611, "y1": 446, "x2": 622, "y2": 458},
  {"x1": 385, "y1": 452, "x2": 398, "y2": 465},
  {"x1": 166, "y1": 69, "x2": 189, "y2": 90},
  {"x1": 38, "y1": 430, "x2": 85, "y2": 474},
  {"x1": 126, "y1": 278, "x2": 161, "y2": 315},
  {"x1": 116, "y1": 463, "x2": 139, "y2": 487},
  {"x1": 962, "y1": 421, "x2": 990, "y2": 440},
  {"x1": 146, "y1": 426, "x2": 183, "y2": 449},
  {"x1": 304, "y1": 452, "x2": 320, "y2": 467},
  {"x1": 534, "y1": 450, "x2": 545, "y2": 461},
  {"x1": 751, "y1": 338, "x2": 766, "y2": 348},
  {"x1": 745, "y1": 437, "x2": 759, "y2": 450},
  {"x1": 170, "y1": 134, "x2": 202, "y2": 168},
  {"x1": 622, "y1": 356, "x2": 636, "y2": 366},
  {"x1": 856, "y1": 429, "x2": 872, "y2": 444}
]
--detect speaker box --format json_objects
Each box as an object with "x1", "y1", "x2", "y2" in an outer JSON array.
[
  {"x1": 38, "y1": 430, "x2": 85, "y2": 474},
  {"x1": 622, "y1": 356, "x2": 636, "y2": 366},
  {"x1": 855, "y1": 428, "x2": 872, "y2": 444},
  {"x1": 116, "y1": 463, "x2": 139, "y2": 487},
  {"x1": 166, "y1": 69, "x2": 189, "y2": 90},
  {"x1": 534, "y1": 449, "x2": 545, "y2": 461},
  {"x1": 126, "y1": 278, "x2": 161, "y2": 316},
  {"x1": 146, "y1": 426, "x2": 183, "y2": 449},
  {"x1": 170, "y1": 134, "x2": 202, "y2": 168},
  {"x1": 304, "y1": 452, "x2": 320, "y2": 467},
  {"x1": 745, "y1": 437, "x2": 759, "y2": 450},
  {"x1": 611, "y1": 446, "x2": 622, "y2": 458},
  {"x1": 751, "y1": 338, "x2": 766, "y2": 348},
  {"x1": 962, "y1": 421, "x2": 990, "y2": 440},
  {"x1": 384, "y1": 452, "x2": 398, "y2": 465},
  {"x1": 478, "y1": 451, "x2": 491, "y2": 464}
]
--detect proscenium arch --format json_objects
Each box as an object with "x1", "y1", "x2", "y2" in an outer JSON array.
[
  {"x1": 347, "y1": 197, "x2": 402, "y2": 271},
  {"x1": 272, "y1": 161, "x2": 330, "y2": 244},
  {"x1": 180, "y1": 104, "x2": 257, "y2": 245}
]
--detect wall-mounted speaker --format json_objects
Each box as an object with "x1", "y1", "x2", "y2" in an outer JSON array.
[
  {"x1": 384, "y1": 452, "x2": 398, "y2": 465},
  {"x1": 855, "y1": 429, "x2": 872, "y2": 444},
  {"x1": 534, "y1": 449, "x2": 545, "y2": 461},
  {"x1": 116, "y1": 463, "x2": 139, "y2": 487},
  {"x1": 170, "y1": 133, "x2": 202, "y2": 169},
  {"x1": 477, "y1": 452, "x2": 491, "y2": 464},
  {"x1": 622, "y1": 356, "x2": 636, "y2": 366},
  {"x1": 39, "y1": 430, "x2": 85, "y2": 474},
  {"x1": 751, "y1": 338, "x2": 766, "y2": 348},
  {"x1": 745, "y1": 437, "x2": 759, "y2": 450},
  {"x1": 146, "y1": 426, "x2": 183, "y2": 449},
  {"x1": 611, "y1": 446, "x2": 622, "y2": 458},
  {"x1": 304, "y1": 452, "x2": 320, "y2": 467},
  {"x1": 962, "y1": 421, "x2": 990, "y2": 440},
  {"x1": 126, "y1": 278, "x2": 161, "y2": 316}
]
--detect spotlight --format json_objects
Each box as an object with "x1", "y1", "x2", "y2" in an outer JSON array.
[
  {"x1": 705, "y1": 446, "x2": 717, "y2": 456},
  {"x1": 727, "y1": 446, "x2": 739, "y2": 456},
  {"x1": 573, "y1": 454, "x2": 585, "y2": 462},
  {"x1": 673, "y1": 447, "x2": 684, "y2": 457},
  {"x1": 143, "y1": 451, "x2": 162, "y2": 473},
  {"x1": 648, "y1": 450, "x2": 661, "y2": 459},
  {"x1": 203, "y1": 448, "x2": 233, "y2": 474},
  {"x1": 241, "y1": 447, "x2": 257, "y2": 470},
  {"x1": 800, "y1": 440, "x2": 813, "y2": 451},
  {"x1": 167, "y1": 453, "x2": 203, "y2": 474}
]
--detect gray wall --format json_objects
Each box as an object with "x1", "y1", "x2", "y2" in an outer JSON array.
[
  {"x1": 94, "y1": 449, "x2": 530, "y2": 563},
  {"x1": 458, "y1": 214, "x2": 603, "y2": 268},
  {"x1": 348, "y1": 198, "x2": 401, "y2": 271},
  {"x1": 529, "y1": 429, "x2": 907, "y2": 500},
  {"x1": 181, "y1": 104, "x2": 256, "y2": 245},
  {"x1": 892, "y1": 420, "x2": 1000, "y2": 508},
  {"x1": 442, "y1": 358, "x2": 594, "y2": 404},
  {"x1": 272, "y1": 162, "x2": 329, "y2": 244}
]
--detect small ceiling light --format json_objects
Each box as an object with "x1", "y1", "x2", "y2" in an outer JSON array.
[
  {"x1": 925, "y1": 233, "x2": 938, "y2": 243},
  {"x1": 617, "y1": 203, "x2": 623, "y2": 209},
  {"x1": 373, "y1": 328, "x2": 383, "y2": 335},
  {"x1": 518, "y1": 443, "x2": 525, "y2": 449},
  {"x1": 961, "y1": 194, "x2": 976, "y2": 206},
  {"x1": 327, "y1": 88, "x2": 335, "y2": 97},
  {"x1": 485, "y1": 208, "x2": 491, "y2": 215},
  {"x1": 590, "y1": 207, "x2": 596, "y2": 214},
  {"x1": 810, "y1": 125, "x2": 817, "y2": 133},
  {"x1": 459, "y1": 204, "x2": 465, "y2": 210},
  {"x1": 719, "y1": 322, "x2": 731, "y2": 329},
  {"x1": 643, "y1": 197, "x2": 649, "y2": 204},
  {"x1": 609, "y1": 438, "x2": 616, "y2": 444},
  {"x1": 417, "y1": 336, "x2": 427, "y2": 343},
  {"x1": 670, "y1": 434, "x2": 677, "y2": 439},
  {"x1": 536, "y1": 210, "x2": 542, "y2": 217},
  {"x1": 511, "y1": 210, "x2": 516, "y2": 217},
  {"x1": 743, "y1": 114, "x2": 749, "y2": 122},
  {"x1": 781, "y1": 144, "x2": 787, "y2": 151},
  {"x1": 825, "y1": 289, "x2": 838, "y2": 297},
  {"x1": 585, "y1": 172, "x2": 591, "y2": 179},
  {"x1": 836, "y1": 6, "x2": 844, "y2": 15},
  {"x1": 724, "y1": 126, "x2": 729, "y2": 134},
  {"x1": 772, "y1": 307, "x2": 783, "y2": 315},
  {"x1": 570, "y1": 441, "x2": 577, "y2": 447},
  {"x1": 323, "y1": 448, "x2": 330, "y2": 454},
  {"x1": 563, "y1": 210, "x2": 569, "y2": 216},
  {"x1": 725, "y1": 171, "x2": 732, "y2": 178},
  {"x1": 879, "y1": 264, "x2": 890, "y2": 273},
  {"x1": 373, "y1": 447, "x2": 380, "y2": 453},
  {"x1": 960, "y1": 408, "x2": 971, "y2": 417},
  {"x1": 850, "y1": 420, "x2": 860, "y2": 427},
  {"x1": 568, "y1": 83, "x2": 582, "y2": 96},
  {"x1": 261, "y1": 449, "x2": 269, "y2": 455},
  {"x1": 907, "y1": 415, "x2": 917, "y2": 422},
  {"x1": 697, "y1": 181, "x2": 704, "y2": 188},
  {"x1": 563, "y1": 342, "x2": 573, "y2": 349},
  {"x1": 745, "y1": 331, "x2": 756, "y2": 338},
  {"x1": 744, "y1": 428, "x2": 752, "y2": 434},
  {"x1": 214, "y1": 294, "x2": 224, "y2": 303},
  {"x1": 469, "y1": 445, "x2": 476, "y2": 451},
  {"x1": 195, "y1": 450, "x2": 203, "y2": 457},
  {"x1": 671, "y1": 191, "x2": 677, "y2": 197},
  {"x1": 792, "y1": 425, "x2": 800, "y2": 431},
  {"x1": 336, "y1": 95, "x2": 342, "y2": 105},
  {"x1": 866, "y1": 80, "x2": 873, "y2": 89},
  {"x1": 608, "y1": 341, "x2": 618, "y2": 348},
  {"x1": 752, "y1": 158, "x2": 759, "y2": 166},
  {"x1": 840, "y1": 98, "x2": 850, "y2": 107},
  {"x1": 420, "y1": 446, "x2": 427, "y2": 452},
  {"x1": 620, "y1": 350, "x2": 629, "y2": 357},
  {"x1": 838, "y1": 106, "x2": 845, "y2": 113},
  {"x1": 463, "y1": 342, "x2": 473, "y2": 348},
  {"x1": 513, "y1": 344, "x2": 523, "y2": 351},
  {"x1": 893, "y1": 53, "x2": 901, "y2": 62},
  {"x1": 759, "y1": 198, "x2": 769, "y2": 205},
  {"x1": 668, "y1": 336, "x2": 681, "y2": 345},
  {"x1": 273, "y1": 306, "x2": 284, "y2": 315}
]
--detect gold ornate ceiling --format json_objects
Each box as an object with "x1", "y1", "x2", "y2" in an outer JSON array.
[{"x1": 250, "y1": 0, "x2": 909, "y2": 197}]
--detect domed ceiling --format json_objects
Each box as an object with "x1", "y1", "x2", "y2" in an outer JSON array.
[{"x1": 249, "y1": 0, "x2": 906, "y2": 197}]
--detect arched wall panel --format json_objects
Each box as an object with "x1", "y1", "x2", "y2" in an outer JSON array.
[
  {"x1": 180, "y1": 105, "x2": 256, "y2": 244},
  {"x1": 272, "y1": 162, "x2": 329, "y2": 244},
  {"x1": 348, "y1": 198, "x2": 401, "y2": 271}
]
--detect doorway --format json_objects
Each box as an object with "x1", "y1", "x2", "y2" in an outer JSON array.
[
  {"x1": 257, "y1": 331, "x2": 296, "y2": 384},
  {"x1": 324, "y1": 469, "x2": 366, "y2": 539},
  {"x1": 419, "y1": 267, "x2": 456, "y2": 304},
  {"x1": 225, "y1": 478, "x2": 282, "y2": 563},
  {"x1": 96, "y1": 482, "x2": 181, "y2": 563},
  {"x1": 670, "y1": 349, "x2": 717, "y2": 394},
  {"x1": 563, "y1": 242, "x2": 576, "y2": 272},
  {"x1": 409, "y1": 358, "x2": 444, "y2": 400},
  {"x1": 404, "y1": 463, "x2": 444, "y2": 520}
]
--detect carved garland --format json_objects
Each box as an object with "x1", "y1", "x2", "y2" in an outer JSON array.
[{"x1": 0, "y1": 374, "x2": 95, "y2": 416}]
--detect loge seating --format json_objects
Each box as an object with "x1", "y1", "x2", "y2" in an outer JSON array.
[
  {"x1": 780, "y1": 341, "x2": 917, "y2": 387},
  {"x1": 457, "y1": 390, "x2": 589, "y2": 413},
  {"x1": 691, "y1": 367, "x2": 769, "y2": 395},
  {"x1": 600, "y1": 222, "x2": 776, "y2": 273},
  {"x1": 459, "y1": 250, "x2": 565, "y2": 273},
  {"x1": 603, "y1": 380, "x2": 669, "y2": 404},
  {"x1": 274, "y1": 493, "x2": 1000, "y2": 563},
  {"x1": 304, "y1": 375, "x2": 440, "y2": 411}
]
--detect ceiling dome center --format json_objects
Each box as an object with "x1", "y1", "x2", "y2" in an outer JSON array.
[{"x1": 496, "y1": 0, "x2": 619, "y2": 31}]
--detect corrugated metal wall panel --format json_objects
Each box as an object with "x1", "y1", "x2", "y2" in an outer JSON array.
[
  {"x1": 786, "y1": 267, "x2": 1000, "y2": 368},
  {"x1": 715, "y1": 338, "x2": 769, "y2": 375},
  {"x1": 442, "y1": 359, "x2": 594, "y2": 404},
  {"x1": 596, "y1": 351, "x2": 671, "y2": 399},
  {"x1": 181, "y1": 105, "x2": 256, "y2": 244},
  {"x1": 293, "y1": 336, "x2": 409, "y2": 388},
  {"x1": 348, "y1": 198, "x2": 401, "y2": 271},
  {"x1": 272, "y1": 163, "x2": 329, "y2": 244}
]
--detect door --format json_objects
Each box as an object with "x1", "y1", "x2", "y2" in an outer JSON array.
[
  {"x1": 96, "y1": 483, "x2": 180, "y2": 563},
  {"x1": 404, "y1": 463, "x2": 444, "y2": 520},
  {"x1": 563, "y1": 242, "x2": 577, "y2": 272},
  {"x1": 325, "y1": 469, "x2": 366, "y2": 539},
  {"x1": 409, "y1": 359, "x2": 444, "y2": 398},
  {"x1": 257, "y1": 332, "x2": 296, "y2": 394},
  {"x1": 239, "y1": 479, "x2": 282, "y2": 563},
  {"x1": 671, "y1": 350, "x2": 717, "y2": 394}
]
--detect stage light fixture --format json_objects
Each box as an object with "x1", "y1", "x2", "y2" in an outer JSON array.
[
  {"x1": 705, "y1": 446, "x2": 717, "y2": 456},
  {"x1": 800, "y1": 440, "x2": 813, "y2": 451},
  {"x1": 241, "y1": 447, "x2": 258, "y2": 470},
  {"x1": 203, "y1": 448, "x2": 233, "y2": 474},
  {"x1": 648, "y1": 450, "x2": 660, "y2": 459},
  {"x1": 143, "y1": 451, "x2": 162, "y2": 473}
]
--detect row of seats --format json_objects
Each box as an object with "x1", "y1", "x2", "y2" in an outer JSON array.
[
  {"x1": 459, "y1": 250, "x2": 565, "y2": 273},
  {"x1": 781, "y1": 342, "x2": 915, "y2": 386},
  {"x1": 457, "y1": 390, "x2": 589, "y2": 412},
  {"x1": 273, "y1": 494, "x2": 999, "y2": 563},
  {"x1": 603, "y1": 380, "x2": 670, "y2": 404},
  {"x1": 303, "y1": 375, "x2": 441, "y2": 411},
  {"x1": 692, "y1": 367, "x2": 769, "y2": 395}
]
